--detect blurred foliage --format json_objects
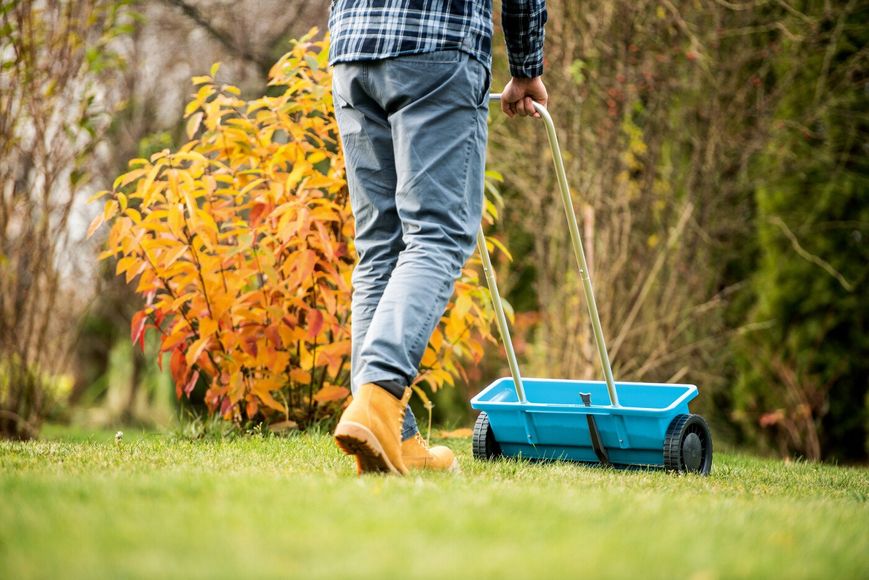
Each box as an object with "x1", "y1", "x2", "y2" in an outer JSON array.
[
  {"x1": 0, "y1": 0, "x2": 134, "y2": 439},
  {"x1": 733, "y1": 0, "x2": 868, "y2": 461}
]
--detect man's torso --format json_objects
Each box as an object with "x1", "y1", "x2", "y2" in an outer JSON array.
[{"x1": 328, "y1": 0, "x2": 494, "y2": 69}]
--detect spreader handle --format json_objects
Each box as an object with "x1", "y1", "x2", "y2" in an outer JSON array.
[{"x1": 481, "y1": 93, "x2": 620, "y2": 407}]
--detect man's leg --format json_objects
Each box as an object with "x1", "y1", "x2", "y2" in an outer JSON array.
[
  {"x1": 352, "y1": 50, "x2": 490, "y2": 393},
  {"x1": 332, "y1": 63, "x2": 421, "y2": 442}
]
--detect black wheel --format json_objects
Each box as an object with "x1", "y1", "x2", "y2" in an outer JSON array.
[
  {"x1": 663, "y1": 414, "x2": 713, "y2": 475},
  {"x1": 472, "y1": 411, "x2": 501, "y2": 460}
]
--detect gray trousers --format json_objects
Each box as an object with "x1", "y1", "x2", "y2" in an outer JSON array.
[{"x1": 332, "y1": 49, "x2": 490, "y2": 439}]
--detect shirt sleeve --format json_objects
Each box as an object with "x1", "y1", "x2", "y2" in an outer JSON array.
[{"x1": 501, "y1": 0, "x2": 548, "y2": 78}]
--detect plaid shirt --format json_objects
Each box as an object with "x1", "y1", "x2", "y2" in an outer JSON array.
[{"x1": 328, "y1": 0, "x2": 547, "y2": 78}]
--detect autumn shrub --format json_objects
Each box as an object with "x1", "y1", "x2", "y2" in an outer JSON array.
[{"x1": 89, "y1": 30, "x2": 506, "y2": 429}]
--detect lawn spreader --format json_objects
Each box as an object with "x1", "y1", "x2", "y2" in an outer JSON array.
[{"x1": 471, "y1": 94, "x2": 713, "y2": 475}]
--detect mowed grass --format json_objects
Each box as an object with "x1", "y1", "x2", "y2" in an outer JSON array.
[{"x1": 1, "y1": 427, "x2": 867, "y2": 579}]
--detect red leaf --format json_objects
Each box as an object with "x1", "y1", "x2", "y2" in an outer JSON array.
[
  {"x1": 249, "y1": 202, "x2": 269, "y2": 226},
  {"x1": 184, "y1": 369, "x2": 200, "y2": 397},
  {"x1": 170, "y1": 347, "x2": 186, "y2": 386},
  {"x1": 264, "y1": 325, "x2": 283, "y2": 349},
  {"x1": 131, "y1": 311, "x2": 147, "y2": 352},
  {"x1": 220, "y1": 396, "x2": 231, "y2": 417},
  {"x1": 245, "y1": 399, "x2": 259, "y2": 419},
  {"x1": 306, "y1": 309, "x2": 323, "y2": 340}
]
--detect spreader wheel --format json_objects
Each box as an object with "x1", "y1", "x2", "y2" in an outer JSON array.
[
  {"x1": 663, "y1": 414, "x2": 713, "y2": 475},
  {"x1": 472, "y1": 411, "x2": 502, "y2": 460}
]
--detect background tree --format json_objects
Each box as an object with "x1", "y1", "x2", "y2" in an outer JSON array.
[
  {"x1": 734, "y1": 0, "x2": 867, "y2": 461},
  {"x1": 0, "y1": 0, "x2": 133, "y2": 438}
]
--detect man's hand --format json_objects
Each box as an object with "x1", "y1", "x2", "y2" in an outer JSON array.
[{"x1": 501, "y1": 76, "x2": 548, "y2": 119}]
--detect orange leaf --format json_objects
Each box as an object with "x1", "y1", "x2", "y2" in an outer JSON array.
[
  {"x1": 253, "y1": 382, "x2": 286, "y2": 413},
  {"x1": 186, "y1": 336, "x2": 210, "y2": 367},
  {"x1": 161, "y1": 328, "x2": 189, "y2": 352},
  {"x1": 199, "y1": 318, "x2": 218, "y2": 339},
  {"x1": 170, "y1": 347, "x2": 187, "y2": 392},
  {"x1": 313, "y1": 385, "x2": 349, "y2": 404}
]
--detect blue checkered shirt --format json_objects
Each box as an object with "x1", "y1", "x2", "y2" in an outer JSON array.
[{"x1": 328, "y1": 0, "x2": 547, "y2": 78}]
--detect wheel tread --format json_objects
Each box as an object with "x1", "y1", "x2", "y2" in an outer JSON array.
[
  {"x1": 472, "y1": 411, "x2": 501, "y2": 460},
  {"x1": 663, "y1": 413, "x2": 713, "y2": 475}
]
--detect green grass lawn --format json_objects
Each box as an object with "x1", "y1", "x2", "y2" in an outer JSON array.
[{"x1": 1, "y1": 427, "x2": 867, "y2": 579}]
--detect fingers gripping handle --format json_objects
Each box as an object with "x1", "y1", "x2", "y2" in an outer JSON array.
[{"x1": 482, "y1": 94, "x2": 620, "y2": 407}]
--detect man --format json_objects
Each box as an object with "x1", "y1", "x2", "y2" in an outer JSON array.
[{"x1": 329, "y1": 0, "x2": 548, "y2": 475}]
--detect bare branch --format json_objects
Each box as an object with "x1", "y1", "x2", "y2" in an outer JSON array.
[{"x1": 768, "y1": 216, "x2": 855, "y2": 292}]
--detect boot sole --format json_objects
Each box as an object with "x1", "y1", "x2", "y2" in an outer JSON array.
[{"x1": 334, "y1": 421, "x2": 405, "y2": 476}]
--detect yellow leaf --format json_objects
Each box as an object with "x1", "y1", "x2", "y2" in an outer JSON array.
[
  {"x1": 210, "y1": 61, "x2": 221, "y2": 77},
  {"x1": 308, "y1": 151, "x2": 326, "y2": 164},
  {"x1": 115, "y1": 256, "x2": 136, "y2": 276},
  {"x1": 454, "y1": 293, "x2": 472, "y2": 319},
  {"x1": 103, "y1": 199, "x2": 119, "y2": 222},
  {"x1": 88, "y1": 189, "x2": 111, "y2": 204},
  {"x1": 444, "y1": 315, "x2": 464, "y2": 343},
  {"x1": 113, "y1": 168, "x2": 147, "y2": 190},
  {"x1": 125, "y1": 208, "x2": 143, "y2": 224},
  {"x1": 168, "y1": 203, "x2": 185, "y2": 239},
  {"x1": 186, "y1": 112, "x2": 204, "y2": 139},
  {"x1": 487, "y1": 236, "x2": 513, "y2": 261},
  {"x1": 196, "y1": 208, "x2": 219, "y2": 236},
  {"x1": 140, "y1": 163, "x2": 162, "y2": 200},
  {"x1": 184, "y1": 98, "x2": 201, "y2": 118},
  {"x1": 239, "y1": 178, "x2": 266, "y2": 198},
  {"x1": 411, "y1": 385, "x2": 434, "y2": 409},
  {"x1": 164, "y1": 245, "x2": 187, "y2": 267},
  {"x1": 86, "y1": 213, "x2": 104, "y2": 238}
]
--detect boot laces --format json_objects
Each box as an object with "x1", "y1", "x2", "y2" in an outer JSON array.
[{"x1": 413, "y1": 432, "x2": 430, "y2": 450}]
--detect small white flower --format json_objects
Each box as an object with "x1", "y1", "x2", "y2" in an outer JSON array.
[{"x1": 115, "y1": 431, "x2": 123, "y2": 442}]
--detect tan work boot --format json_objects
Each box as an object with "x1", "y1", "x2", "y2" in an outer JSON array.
[
  {"x1": 334, "y1": 382, "x2": 411, "y2": 475},
  {"x1": 402, "y1": 432, "x2": 460, "y2": 472}
]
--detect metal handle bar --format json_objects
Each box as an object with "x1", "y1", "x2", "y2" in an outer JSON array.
[{"x1": 478, "y1": 93, "x2": 620, "y2": 406}]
